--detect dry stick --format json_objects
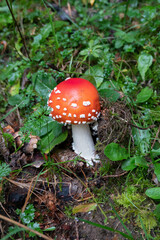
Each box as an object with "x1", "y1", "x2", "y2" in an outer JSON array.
[
  {"x1": 0, "y1": 214, "x2": 53, "y2": 240},
  {"x1": 129, "y1": 123, "x2": 155, "y2": 130},
  {"x1": 5, "y1": 0, "x2": 31, "y2": 61},
  {"x1": 21, "y1": 178, "x2": 35, "y2": 213},
  {"x1": 0, "y1": 202, "x2": 11, "y2": 219},
  {"x1": 0, "y1": 220, "x2": 4, "y2": 237},
  {"x1": 16, "y1": 108, "x2": 22, "y2": 127},
  {"x1": 75, "y1": 219, "x2": 79, "y2": 240},
  {"x1": 151, "y1": 125, "x2": 160, "y2": 149},
  {"x1": 102, "y1": 171, "x2": 128, "y2": 179}
]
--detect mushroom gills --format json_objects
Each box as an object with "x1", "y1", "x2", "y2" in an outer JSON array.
[{"x1": 72, "y1": 124, "x2": 99, "y2": 165}]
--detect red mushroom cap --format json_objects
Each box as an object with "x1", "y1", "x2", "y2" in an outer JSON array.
[{"x1": 47, "y1": 78, "x2": 101, "y2": 125}]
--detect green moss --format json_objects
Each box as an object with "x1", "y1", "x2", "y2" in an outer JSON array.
[
  {"x1": 115, "y1": 185, "x2": 145, "y2": 208},
  {"x1": 113, "y1": 186, "x2": 157, "y2": 232}
]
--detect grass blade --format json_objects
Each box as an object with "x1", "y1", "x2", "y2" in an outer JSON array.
[
  {"x1": 77, "y1": 218, "x2": 134, "y2": 240},
  {"x1": 109, "y1": 200, "x2": 134, "y2": 238}
]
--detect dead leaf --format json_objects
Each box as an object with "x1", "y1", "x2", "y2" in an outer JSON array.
[
  {"x1": 31, "y1": 159, "x2": 45, "y2": 168},
  {"x1": 23, "y1": 135, "x2": 39, "y2": 154},
  {"x1": 3, "y1": 125, "x2": 15, "y2": 135},
  {"x1": 72, "y1": 203, "x2": 97, "y2": 214}
]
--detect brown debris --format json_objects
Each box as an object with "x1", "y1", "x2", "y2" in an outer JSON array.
[
  {"x1": 4, "y1": 109, "x2": 19, "y2": 130},
  {"x1": 98, "y1": 99, "x2": 132, "y2": 152},
  {"x1": 22, "y1": 135, "x2": 40, "y2": 154},
  {"x1": 3, "y1": 125, "x2": 39, "y2": 156},
  {"x1": 38, "y1": 192, "x2": 57, "y2": 212},
  {"x1": 10, "y1": 151, "x2": 28, "y2": 169},
  {"x1": 52, "y1": 149, "x2": 85, "y2": 170},
  {"x1": 0, "y1": 40, "x2": 7, "y2": 55},
  {"x1": 0, "y1": 129, "x2": 10, "y2": 161}
]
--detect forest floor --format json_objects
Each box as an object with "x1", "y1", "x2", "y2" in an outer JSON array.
[{"x1": 0, "y1": 0, "x2": 160, "y2": 239}]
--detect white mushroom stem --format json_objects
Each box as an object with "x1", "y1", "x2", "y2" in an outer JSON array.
[{"x1": 72, "y1": 124, "x2": 99, "y2": 165}]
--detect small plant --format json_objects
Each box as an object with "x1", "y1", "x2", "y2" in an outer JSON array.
[
  {"x1": 0, "y1": 163, "x2": 11, "y2": 181},
  {"x1": 16, "y1": 204, "x2": 42, "y2": 237}
]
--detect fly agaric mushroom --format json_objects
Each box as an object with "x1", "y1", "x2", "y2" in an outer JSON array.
[{"x1": 47, "y1": 78, "x2": 101, "y2": 165}]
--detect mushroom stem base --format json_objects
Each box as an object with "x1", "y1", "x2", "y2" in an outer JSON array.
[{"x1": 72, "y1": 124, "x2": 99, "y2": 165}]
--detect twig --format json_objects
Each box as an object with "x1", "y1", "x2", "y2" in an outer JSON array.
[
  {"x1": 102, "y1": 171, "x2": 128, "y2": 179},
  {"x1": 129, "y1": 123, "x2": 155, "y2": 130},
  {"x1": 116, "y1": 116, "x2": 155, "y2": 130},
  {"x1": 16, "y1": 108, "x2": 22, "y2": 127},
  {"x1": 5, "y1": 0, "x2": 31, "y2": 61},
  {"x1": 0, "y1": 202, "x2": 11, "y2": 219},
  {"x1": 21, "y1": 178, "x2": 35, "y2": 213},
  {"x1": 0, "y1": 214, "x2": 53, "y2": 240},
  {"x1": 0, "y1": 220, "x2": 4, "y2": 237},
  {"x1": 151, "y1": 126, "x2": 160, "y2": 149},
  {"x1": 75, "y1": 219, "x2": 79, "y2": 240}
]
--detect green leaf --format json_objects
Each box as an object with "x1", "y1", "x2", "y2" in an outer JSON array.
[
  {"x1": 138, "y1": 53, "x2": 153, "y2": 80},
  {"x1": 132, "y1": 127, "x2": 150, "y2": 154},
  {"x1": 123, "y1": 155, "x2": 149, "y2": 172},
  {"x1": 8, "y1": 94, "x2": 30, "y2": 108},
  {"x1": 8, "y1": 71, "x2": 21, "y2": 84},
  {"x1": 145, "y1": 187, "x2": 160, "y2": 200},
  {"x1": 141, "y1": 6, "x2": 157, "y2": 20},
  {"x1": 8, "y1": 94, "x2": 23, "y2": 106},
  {"x1": 43, "y1": 226, "x2": 56, "y2": 231},
  {"x1": 98, "y1": 81, "x2": 120, "y2": 91},
  {"x1": 104, "y1": 143, "x2": 128, "y2": 161},
  {"x1": 38, "y1": 119, "x2": 57, "y2": 137},
  {"x1": 54, "y1": 20, "x2": 68, "y2": 30},
  {"x1": 154, "y1": 163, "x2": 160, "y2": 182},
  {"x1": 115, "y1": 30, "x2": 125, "y2": 38},
  {"x1": 151, "y1": 148, "x2": 160, "y2": 158},
  {"x1": 88, "y1": 39, "x2": 94, "y2": 48},
  {"x1": 80, "y1": 49, "x2": 89, "y2": 56},
  {"x1": 114, "y1": 30, "x2": 137, "y2": 48},
  {"x1": 121, "y1": 157, "x2": 136, "y2": 171},
  {"x1": 28, "y1": 116, "x2": 59, "y2": 137},
  {"x1": 34, "y1": 80, "x2": 51, "y2": 99},
  {"x1": 123, "y1": 31, "x2": 137, "y2": 43},
  {"x1": 32, "y1": 34, "x2": 42, "y2": 52},
  {"x1": 98, "y1": 89, "x2": 120, "y2": 102},
  {"x1": 72, "y1": 203, "x2": 97, "y2": 214},
  {"x1": 40, "y1": 24, "x2": 52, "y2": 40},
  {"x1": 33, "y1": 52, "x2": 44, "y2": 62},
  {"x1": 115, "y1": 39, "x2": 124, "y2": 49},
  {"x1": 39, "y1": 123, "x2": 68, "y2": 153},
  {"x1": 34, "y1": 71, "x2": 57, "y2": 99},
  {"x1": 84, "y1": 65, "x2": 103, "y2": 87},
  {"x1": 136, "y1": 87, "x2": 153, "y2": 103},
  {"x1": 135, "y1": 156, "x2": 148, "y2": 168}
]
